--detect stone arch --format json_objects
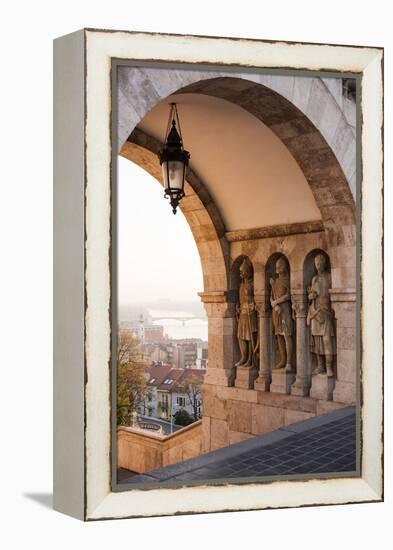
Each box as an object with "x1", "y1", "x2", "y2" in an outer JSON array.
[
  {"x1": 118, "y1": 68, "x2": 356, "y2": 195},
  {"x1": 176, "y1": 77, "x2": 355, "y2": 250},
  {"x1": 119, "y1": 128, "x2": 230, "y2": 293},
  {"x1": 120, "y1": 74, "x2": 355, "y2": 289}
]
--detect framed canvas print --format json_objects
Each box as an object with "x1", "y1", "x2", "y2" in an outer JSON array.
[{"x1": 53, "y1": 29, "x2": 383, "y2": 520}]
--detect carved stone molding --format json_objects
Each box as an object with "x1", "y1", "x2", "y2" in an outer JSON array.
[
  {"x1": 225, "y1": 220, "x2": 324, "y2": 243},
  {"x1": 329, "y1": 288, "x2": 356, "y2": 302},
  {"x1": 254, "y1": 293, "x2": 271, "y2": 317},
  {"x1": 291, "y1": 293, "x2": 307, "y2": 317},
  {"x1": 198, "y1": 290, "x2": 232, "y2": 304}
]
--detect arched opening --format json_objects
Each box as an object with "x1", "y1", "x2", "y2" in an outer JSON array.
[
  {"x1": 117, "y1": 70, "x2": 357, "y2": 470},
  {"x1": 117, "y1": 157, "x2": 206, "y2": 335}
]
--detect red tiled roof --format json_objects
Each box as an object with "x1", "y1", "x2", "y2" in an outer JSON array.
[
  {"x1": 147, "y1": 366, "x2": 205, "y2": 391},
  {"x1": 172, "y1": 369, "x2": 205, "y2": 390},
  {"x1": 146, "y1": 365, "x2": 172, "y2": 386},
  {"x1": 157, "y1": 369, "x2": 184, "y2": 390}
]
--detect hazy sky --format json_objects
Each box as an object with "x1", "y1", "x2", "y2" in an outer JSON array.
[{"x1": 117, "y1": 156, "x2": 203, "y2": 307}]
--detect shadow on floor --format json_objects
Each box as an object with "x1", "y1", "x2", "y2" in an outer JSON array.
[{"x1": 23, "y1": 493, "x2": 53, "y2": 509}]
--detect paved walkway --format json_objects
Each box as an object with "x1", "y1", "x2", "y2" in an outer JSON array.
[{"x1": 120, "y1": 406, "x2": 357, "y2": 485}]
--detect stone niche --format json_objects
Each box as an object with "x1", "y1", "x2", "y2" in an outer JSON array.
[{"x1": 201, "y1": 227, "x2": 357, "y2": 454}]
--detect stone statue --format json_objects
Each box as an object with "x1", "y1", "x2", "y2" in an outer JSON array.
[
  {"x1": 307, "y1": 253, "x2": 336, "y2": 377},
  {"x1": 235, "y1": 259, "x2": 258, "y2": 368},
  {"x1": 270, "y1": 257, "x2": 294, "y2": 372}
]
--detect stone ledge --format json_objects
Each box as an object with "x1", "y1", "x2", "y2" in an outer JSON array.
[{"x1": 225, "y1": 220, "x2": 324, "y2": 242}]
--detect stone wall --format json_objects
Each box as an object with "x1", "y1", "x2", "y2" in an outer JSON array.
[
  {"x1": 201, "y1": 384, "x2": 346, "y2": 453},
  {"x1": 200, "y1": 227, "x2": 356, "y2": 453},
  {"x1": 118, "y1": 420, "x2": 202, "y2": 474}
]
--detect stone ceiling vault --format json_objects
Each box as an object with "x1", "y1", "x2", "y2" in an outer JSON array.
[
  {"x1": 119, "y1": 73, "x2": 356, "y2": 291},
  {"x1": 135, "y1": 93, "x2": 322, "y2": 232}
]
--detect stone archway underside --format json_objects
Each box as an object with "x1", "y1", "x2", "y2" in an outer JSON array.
[
  {"x1": 177, "y1": 77, "x2": 355, "y2": 252},
  {"x1": 121, "y1": 74, "x2": 356, "y2": 290}
]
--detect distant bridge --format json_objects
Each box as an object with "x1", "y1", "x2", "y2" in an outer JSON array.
[{"x1": 151, "y1": 316, "x2": 206, "y2": 327}]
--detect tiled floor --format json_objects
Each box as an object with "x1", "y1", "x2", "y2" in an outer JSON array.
[{"x1": 119, "y1": 406, "x2": 357, "y2": 485}]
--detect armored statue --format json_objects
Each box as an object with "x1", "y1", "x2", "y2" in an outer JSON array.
[
  {"x1": 270, "y1": 257, "x2": 294, "y2": 373},
  {"x1": 307, "y1": 253, "x2": 336, "y2": 377},
  {"x1": 235, "y1": 259, "x2": 258, "y2": 368}
]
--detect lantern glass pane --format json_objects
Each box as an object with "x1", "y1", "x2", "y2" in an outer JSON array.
[
  {"x1": 161, "y1": 161, "x2": 169, "y2": 189},
  {"x1": 167, "y1": 160, "x2": 184, "y2": 190}
]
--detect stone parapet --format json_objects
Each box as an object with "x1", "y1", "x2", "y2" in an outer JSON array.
[
  {"x1": 201, "y1": 384, "x2": 349, "y2": 452},
  {"x1": 117, "y1": 420, "x2": 202, "y2": 474}
]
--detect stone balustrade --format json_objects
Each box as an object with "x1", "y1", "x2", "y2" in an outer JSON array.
[{"x1": 118, "y1": 420, "x2": 202, "y2": 474}]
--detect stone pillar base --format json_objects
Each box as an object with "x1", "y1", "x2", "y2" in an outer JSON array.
[
  {"x1": 333, "y1": 380, "x2": 356, "y2": 404},
  {"x1": 235, "y1": 366, "x2": 259, "y2": 389},
  {"x1": 254, "y1": 374, "x2": 271, "y2": 392},
  {"x1": 270, "y1": 369, "x2": 295, "y2": 395},
  {"x1": 310, "y1": 374, "x2": 335, "y2": 401},
  {"x1": 291, "y1": 379, "x2": 310, "y2": 397}
]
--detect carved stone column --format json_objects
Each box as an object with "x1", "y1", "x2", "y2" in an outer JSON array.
[
  {"x1": 330, "y1": 288, "x2": 356, "y2": 404},
  {"x1": 254, "y1": 293, "x2": 271, "y2": 392},
  {"x1": 199, "y1": 291, "x2": 237, "y2": 388},
  {"x1": 291, "y1": 290, "x2": 311, "y2": 397}
]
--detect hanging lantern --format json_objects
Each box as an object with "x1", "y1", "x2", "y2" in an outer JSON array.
[{"x1": 158, "y1": 103, "x2": 190, "y2": 214}]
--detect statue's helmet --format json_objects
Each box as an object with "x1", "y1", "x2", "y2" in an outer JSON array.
[
  {"x1": 276, "y1": 257, "x2": 288, "y2": 272},
  {"x1": 314, "y1": 253, "x2": 327, "y2": 269},
  {"x1": 240, "y1": 258, "x2": 253, "y2": 279}
]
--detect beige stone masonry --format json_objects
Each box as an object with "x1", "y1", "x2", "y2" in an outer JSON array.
[
  {"x1": 201, "y1": 383, "x2": 349, "y2": 451},
  {"x1": 330, "y1": 288, "x2": 357, "y2": 404},
  {"x1": 215, "y1": 385, "x2": 259, "y2": 403},
  {"x1": 228, "y1": 430, "x2": 254, "y2": 445},
  {"x1": 117, "y1": 421, "x2": 202, "y2": 474},
  {"x1": 251, "y1": 404, "x2": 286, "y2": 436},
  {"x1": 228, "y1": 400, "x2": 253, "y2": 433},
  {"x1": 333, "y1": 381, "x2": 356, "y2": 405},
  {"x1": 310, "y1": 374, "x2": 335, "y2": 401},
  {"x1": 210, "y1": 418, "x2": 229, "y2": 451},
  {"x1": 235, "y1": 366, "x2": 259, "y2": 389},
  {"x1": 316, "y1": 399, "x2": 346, "y2": 415},
  {"x1": 200, "y1": 291, "x2": 237, "y2": 387},
  {"x1": 284, "y1": 409, "x2": 314, "y2": 425},
  {"x1": 270, "y1": 370, "x2": 296, "y2": 395}
]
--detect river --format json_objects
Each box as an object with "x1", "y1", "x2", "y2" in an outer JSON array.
[{"x1": 148, "y1": 309, "x2": 208, "y2": 341}]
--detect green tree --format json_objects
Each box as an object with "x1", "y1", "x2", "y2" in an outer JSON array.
[
  {"x1": 173, "y1": 408, "x2": 194, "y2": 427},
  {"x1": 117, "y1": 329, "x2": 148, "y2": 426}
]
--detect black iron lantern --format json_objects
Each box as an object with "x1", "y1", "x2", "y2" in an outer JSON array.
[{"x1": 158, "y1": 103, "x2": 190, "y2": 214}]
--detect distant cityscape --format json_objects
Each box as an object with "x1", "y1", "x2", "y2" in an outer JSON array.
[{"x1": 119, "y1": 304, "x2": 208, "y2": 427}]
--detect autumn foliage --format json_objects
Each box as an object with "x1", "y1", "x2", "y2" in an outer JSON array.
[{"x1": 117, "y1": 329, "x2": 148, "y2": 426}]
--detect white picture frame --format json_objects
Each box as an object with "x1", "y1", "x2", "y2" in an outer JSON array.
[{"x1": 53, "y1": 28, "x2": 383, "y2": 521}]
